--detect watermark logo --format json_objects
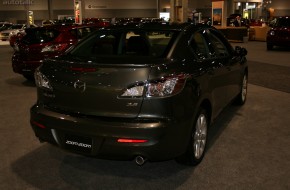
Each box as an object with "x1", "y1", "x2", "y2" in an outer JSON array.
[{"x1": 2, "y1": 0, "x2": 34, "y2": 5}]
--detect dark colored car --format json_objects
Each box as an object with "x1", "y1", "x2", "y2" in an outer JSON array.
[
  {"x1": 9, "y1": 30, "x2": 25, "y2": 48},
  {"x1": 83, "y1": 18, "x2": 111, "y2": 28},
  {"x1": 267, "y1": 16, "x2": 290, "y2": 50},
  {"x1": 0, "y1": 22, "x2": 12, "y2": 31},
  {"x1": 12, "y1": 24, "x2": 98, "y2": 80},
  {"x1": 30, "y1": 23, "x2": 248, "y2": 166}
]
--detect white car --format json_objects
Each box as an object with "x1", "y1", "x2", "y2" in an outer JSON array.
[{"x1": 0, "y1": 24, "x2": 37, "y2": 41}]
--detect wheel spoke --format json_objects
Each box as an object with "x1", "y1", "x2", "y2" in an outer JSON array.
[
  {"x1": 242, "y1": 75, "x2": 247, "y2": 101},
  {"x1": 193, "y1": 114, "x2": 207, "y2": 159}
]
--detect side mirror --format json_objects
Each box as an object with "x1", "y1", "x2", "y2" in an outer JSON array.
[{"x1": 235, "y1": 46, "x2": 247, "y2": 56}]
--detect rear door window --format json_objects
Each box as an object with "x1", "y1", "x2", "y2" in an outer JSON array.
[
  {"x1": 189, "y1": 30, "x2": 210, "y2": 60},
  {"x1": 22, "y1": 29, "x2": 59, "y2": 44},
  {"x1": 70, "y1": 27, "x2": 95, "y2": 40},
  {"x1": 206, "y1": 32, "x2": 229, "y2": 58}
]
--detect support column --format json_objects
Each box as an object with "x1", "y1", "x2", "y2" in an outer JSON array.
[
  {"x1": 170, "y1": 0, "x2": 188, "y2": 23},
  {"x1": 182, "y1": 0, "x2": 188, "y2": 23},
  {"x1": 170, "y1": 0, "x2": 175, "y2": 22},
  {"x1": 48, "y1": 0, "x2": 53, "y2": 20},
  {"x1": 25, "y1": 4, "x2": 30, "y2": 26}
]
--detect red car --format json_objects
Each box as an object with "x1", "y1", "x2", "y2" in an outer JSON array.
[
  {"x1": 267, "y1": 16, "x2": 290, "y2": 50},
  {"x1": 12, "y1": 24, "x2": 99, "y2": 80},
  {"x1": 9, "y1": 31, "x2": 25, "y2": 48}
]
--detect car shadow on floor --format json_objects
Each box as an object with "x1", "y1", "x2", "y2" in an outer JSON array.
[
  {"x1": 5, "y1": 76, "x2": 35, "y2": 87},
  {"x1": 11, "y1": 144, "x2": 194, "y2": 190},
  {"x1": 206, "y1": 104, "x2": 241, "y2": 152}
]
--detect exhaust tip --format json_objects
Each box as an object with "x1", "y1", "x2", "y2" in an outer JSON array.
[{"x1": 135, "y1": 156, "x2": 147, "y2": 166}]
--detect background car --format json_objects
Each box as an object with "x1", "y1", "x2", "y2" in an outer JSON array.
[
  {"x1": 9, "y1": 30, "x2": 26, "y2": 48},
  {"x1": 12, "y1": 24, "x2": 99, "y2": 80},
  {"x1": 8, "y1": 24, "x2": 38, "y2": 48},
  {"x1": 0, "y1": 22, "x2": 12, "y2": 31},
  {"x1": 267, "y1": 16, "x2": 290, "y2": 50},
  {"x1": 42, "y1": 20, "x2": 55, "y2": 26},
  {"x1": 0, "y1": 24, "x2": 27, "y2": 41},
  {"x1": 83, "y1": 18, "x2": 111, "y2": 27},
  {"x1": 30, "y1": 23, "x2": 248, "y2": 166}
]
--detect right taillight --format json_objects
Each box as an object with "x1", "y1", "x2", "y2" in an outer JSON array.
[
  {"x1": 146, "y1": 74, "x2": 187, "y2": 97},
  {"x1": 41, "y1": 43, "x2": 70, "y2": 53},
  {"x1": 121, "y1": 74, "x2": 187, "y2": 98}
]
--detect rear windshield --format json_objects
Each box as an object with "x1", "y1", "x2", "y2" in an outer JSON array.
[
  {"x1": 21, "y1": 28, "x2": 60, "y2": 45},
  {"x1": 69, "y1": 29, "x2": 178, "y2": 59},
  {"x1": 275, "y1": 17, "x2": 290, "y2": 27}
]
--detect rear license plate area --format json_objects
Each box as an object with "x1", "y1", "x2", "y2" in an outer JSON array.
[{"x1": 65, "y1": 134, "x2": 92, "y2": 153}]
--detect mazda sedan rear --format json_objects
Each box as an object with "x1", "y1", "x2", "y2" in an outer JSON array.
[{"x1": 30, "y1": 23, "x2": 248, "y2": 166}]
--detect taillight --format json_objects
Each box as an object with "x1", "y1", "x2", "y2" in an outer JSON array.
[
  {"x1": 121, "y1": 74, "x2": 187, "y2": 98},
  {"x1": 34, "y1": 67, "x2": 53, "y2": 91},
  {"x1": 146, "y1": 74, "x2": 187, "y2": 97},
  {"x1": 121, "y1": 83, "x2": 145, "y2": 97},
  {"x1": 41, "y1": 43, "x2": 69, "y2": 52},
  {"x1": 31, "y1": 121, "x2": 46, "y2": 129}
]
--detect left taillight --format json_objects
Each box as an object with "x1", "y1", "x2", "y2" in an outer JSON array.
[
  {"x1": 121, "y1": 74, "x2": 187, "y2": 98},
  {"x1": 34, "y1": 67, "x2": 53, "y2": 91}
]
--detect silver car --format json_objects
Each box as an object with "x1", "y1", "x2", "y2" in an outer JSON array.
[{"x1": 0, "y1": 24, "x2": 27, "y2": 41}]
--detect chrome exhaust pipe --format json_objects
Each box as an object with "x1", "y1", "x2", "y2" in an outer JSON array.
[{"x1": 135, "y1": 156, "x2": 147, "y2": 166}]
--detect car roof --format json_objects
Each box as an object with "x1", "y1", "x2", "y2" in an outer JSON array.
[
  {"x1": 106, "y1": 22, "x2": 212, "y2": 32},
  {"x1": 25, "y1": 24, "x2": 96, "y2": 32}
]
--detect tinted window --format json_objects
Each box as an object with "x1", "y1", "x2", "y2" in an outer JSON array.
[
  {"x1": 21, "y1": 29, "x2": 60, "y2": 45},
  {"x1": 10, "y1": 24, "x2": 24, "y2": 30},
  {"x1": 190, "y1": 30, "x2": 210, "y2": 59},
  {"x1": 70, "y1": 27, "x2": 95, "y2": 39},
  {"x1": 206, "y1": 31, "x2": 229, "y2": 57},
  {"x1": 70, "y1": 29, "x2": 177, "y2": 59},
  {"x1": 275, "y1": 17, "x2": 290, "y2": 27}
]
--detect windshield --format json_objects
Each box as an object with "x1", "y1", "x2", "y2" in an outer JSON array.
[
  {"x1": 10, "y1": 25, "x2": 24, "y2": 29},
  {"x1": 21, "y1": 28, "x2": 60, "y2": 45},
  {"x1": 69, "y1": 29, "x2": 178, "y2": 59},
  {"x1": 275, "y1": 17, "x2": 290, "y2": 27}
]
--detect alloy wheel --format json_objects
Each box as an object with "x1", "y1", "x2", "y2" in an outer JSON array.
[{"x1": 193, "y1": 113, "x2": 207, "y2": 159}]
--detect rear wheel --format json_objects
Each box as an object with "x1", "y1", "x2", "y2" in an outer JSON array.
[
  {"x1": 235, "y1": 73, "x2": 248, "y2": 105},
  {"x1": 176, "y1": 108, "x2": 208, "y2": 166}
]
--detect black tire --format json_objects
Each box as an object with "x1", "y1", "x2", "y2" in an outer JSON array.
[
  {"x1": 235, "y1": 73, "x2": 248, "y2": 105},
  {"x1": 267, "y1": 43, "x2": 273, "y2": 50},
  {"x1": 176, "y1": 108, "x2": 208, "y2": 166}
]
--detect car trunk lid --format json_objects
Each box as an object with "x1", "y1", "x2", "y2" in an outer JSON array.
[{"x1": 40, "y1": 57, "x2": 152, "y2": 118}]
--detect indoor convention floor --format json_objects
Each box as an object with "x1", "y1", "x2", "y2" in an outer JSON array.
[{"x1": 0, "y1": 40, "x2": 290, "y2": 190}]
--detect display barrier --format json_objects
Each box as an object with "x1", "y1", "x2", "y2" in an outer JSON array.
[
  {"x1": 217, "y1": 27, "x2": 248, "y2": 42},
  {"x1": 248, "y1": 26, "x2": 270, "y2": 41}
]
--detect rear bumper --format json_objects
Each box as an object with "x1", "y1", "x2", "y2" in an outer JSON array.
[
  {"x1": 267, "y1": 36, "x2": 290, "y2": 46},
  {"x1": 12, "y1": 54, "x2": 43, "y2": 75},
  {"x1": 30, "y1": 104, "x2": 192, "y2": 161}
]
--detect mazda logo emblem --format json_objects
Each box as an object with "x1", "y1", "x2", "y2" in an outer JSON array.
[{"x1": 73, "y1": 80, "x2": 86, "y2": 93}]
